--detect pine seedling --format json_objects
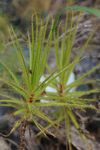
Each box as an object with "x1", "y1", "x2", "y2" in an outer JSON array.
[{"x1": 0, "y1": 12, "x2": 99, "y2": 150}]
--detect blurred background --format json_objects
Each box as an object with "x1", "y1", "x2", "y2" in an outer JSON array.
[{"x1": 0, "y1": 0, "x2": 100, "y2": 31}]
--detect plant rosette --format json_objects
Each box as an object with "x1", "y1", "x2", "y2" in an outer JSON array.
[{"x1": 40, "y1": 72, "x2": 75, "y2": 103}]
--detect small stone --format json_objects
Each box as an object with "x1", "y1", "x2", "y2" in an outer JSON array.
[{"x1": 0, "y1": 137, "x2": 11, "y2": 150}]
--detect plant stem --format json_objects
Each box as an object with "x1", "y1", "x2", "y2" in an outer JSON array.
[{"x1": 19, "y1": 120, "x2": 27, "y2": 150}]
